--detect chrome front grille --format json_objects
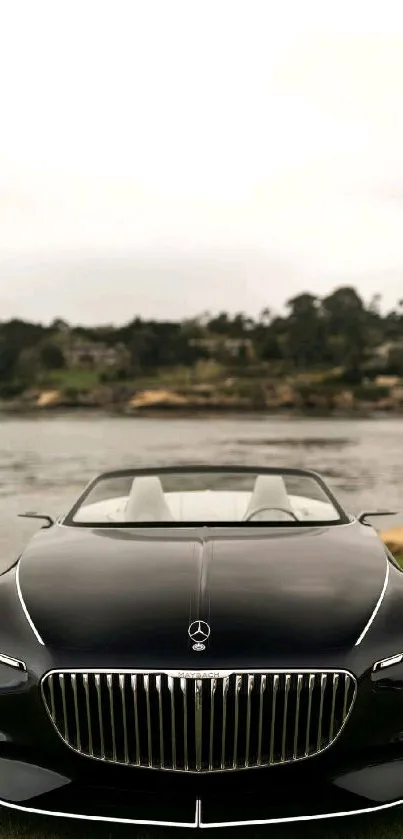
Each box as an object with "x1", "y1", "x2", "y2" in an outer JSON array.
[{"x1": 42, "y1": 670, "x2": 356, "y2": 772}]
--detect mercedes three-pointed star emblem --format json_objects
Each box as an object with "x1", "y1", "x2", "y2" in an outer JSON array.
[{"x1": 188, "y1": 620, "x2": 211, "y2": 652}]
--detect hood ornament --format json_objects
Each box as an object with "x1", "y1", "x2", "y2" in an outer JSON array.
[{"x1": 188, "y1": 620, "x2": 210, "y2": 652}]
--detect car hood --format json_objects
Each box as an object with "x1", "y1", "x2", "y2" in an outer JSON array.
[{"x1": 18, "y1": 522, "x2": 387, "y2": 658}]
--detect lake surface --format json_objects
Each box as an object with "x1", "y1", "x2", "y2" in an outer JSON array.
[{"x1": 0, "y1": 412, "x2": 402, "y2": 568}]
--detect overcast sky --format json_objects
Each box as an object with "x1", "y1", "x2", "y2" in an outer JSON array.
[{"x1": 1, "y1": 0, "x2": 403, "y2": 325}]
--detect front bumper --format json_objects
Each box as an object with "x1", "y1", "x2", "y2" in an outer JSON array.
[
  {"x1": 2, "y1": 620, "x2": 403, "y2": 828},
  {"x1": 2, "y1": 749, "x2": 403, "y2": 828}
]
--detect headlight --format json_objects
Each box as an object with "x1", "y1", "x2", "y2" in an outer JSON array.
[
  {"x1": 0, "y1": 653, "x2": 26, "y2": 672},
  {"x1": 0, "y1": 653, "x2": 27, "y2": 690},
  {"x1": 373, "y1": 653, "x2": 403, "y2": 672}
]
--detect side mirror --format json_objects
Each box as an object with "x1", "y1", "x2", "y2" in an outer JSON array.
[
  {"x1": 18, "y1": 512, "x2": 54, "y2": 529},
  {"x1": 357, "y1": 511, "x2": 397, "y2": 526}
]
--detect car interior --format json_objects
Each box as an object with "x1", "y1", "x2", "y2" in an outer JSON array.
[{"x1": 71, "y1": 473, "x2": 340, "y2": 524}]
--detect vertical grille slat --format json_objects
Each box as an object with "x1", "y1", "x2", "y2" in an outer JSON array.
[
  {"x1": 305, "y1": 673, "x2": 315, "y2": 757},
  {"x1": 83, "y1": 674, "x2": 93, "y2": 756},
  {"x1": 48, "y1": 674, "x2": 56, "y2": 720},
  {"x1": 329, "y1": 673, "x2": 339, "y2": 743},
  {"x1": 209, "y1": 678, "x2": 217, "y2": 771},
  {"x1": 245, "y1": 675, "x2": 254, "y2": 767},
  {"x1": 256, "y1": 674, "x2": 266, "y2": 765},
  {"x1": 221, "y1": 676, "x2": 229, "y2": 770},
  {"x1": 233, "y1": 674, "x2": 242, "y2": 768},
  {"x1": 281, "y1": 674, "x2": 291, "y2": 762},
  {"x1": 293, "y1": 674, "x2": 303, "y2": 760},
  {"x1": 342, "y1": 674, "x2": 350, "y2": 723},
  {"x1": 58, "y1": 674, "x2": 69, "y2": 743},
  {"x1": 143, "y1": 675, "x2": 153, "y2": 767},
  {"x1": 131, "y1": 674, "x2": 140, "y2": 765},
  {"x1": 70, "y1": 673, "x2": 81, "y2": 751},
  {"x1": 269, "y1": 674, "x2": 279, "y2": 765},
  {"x1": 168, "y1": 676, "x2": 176, "y2": 770},
  {"x1": 94, "y1": 674, "x2": 105, "y2": 759},
  {"x1": 119, "y1": 674, "x2": 129, "y2": 764},
  {"x1": 156, "y1": 675, "x2": 165, "y2": 768},
  {"x1": 195, "y1": 679, "x2": 203, "y2": 771},
  {"x1": 42, "y1": 669, "x2": 356, "y2": 772},
  {"x1": 107, "y1": 674, "x2": 117, "y2": 762},
  {"x1": 317, "y1": 673, "x2": 327, "y2": 751},
  {"x1": 181, "y1": 677, "x2": 189, "y2": 771}
]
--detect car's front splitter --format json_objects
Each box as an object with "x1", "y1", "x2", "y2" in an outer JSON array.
[{"x1": 2, "y1": 753, "x2": 403, "y2": 828}]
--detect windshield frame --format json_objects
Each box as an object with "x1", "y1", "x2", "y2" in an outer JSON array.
[{"x1": 62, "y1": 465, "x2": 350, "y2": 528}]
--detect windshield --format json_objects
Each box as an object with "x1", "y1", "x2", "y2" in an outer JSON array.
[{"x1": 64, "y1": 468, "x2": 347, "y2": 527}]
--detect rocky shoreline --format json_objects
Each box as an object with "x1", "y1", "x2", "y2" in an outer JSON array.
[
  {"x1": 1, "y1": 381, "x2": 403, "y2": 414},
  {"x1": 381, "y1": 527, "x2": 403, "y2": 559}
]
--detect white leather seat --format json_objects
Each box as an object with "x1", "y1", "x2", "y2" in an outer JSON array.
[
  {"x1": 243, "y1": 475, "x2": 294, "y2": 521},
  {"x1": 125, "y1": 476, "x2": 174, "y2": 522}
]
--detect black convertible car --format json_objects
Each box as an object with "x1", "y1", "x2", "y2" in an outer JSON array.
[{"x1": 0, "y1": 465, "x2": 402, "y2": 828}]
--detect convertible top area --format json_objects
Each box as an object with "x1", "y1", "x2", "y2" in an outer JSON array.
[{"x1": 64, "y1": 465, "x2": 349, "y2": 527}]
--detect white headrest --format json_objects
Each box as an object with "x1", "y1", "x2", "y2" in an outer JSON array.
[
  {"x1": 125, "y1": 476, "x2": 174, "y2": 522},
  {"x1": 244, "y1": 475, "x2": 292, "y2": 520}
]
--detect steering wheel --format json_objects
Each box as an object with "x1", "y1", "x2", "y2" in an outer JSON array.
[{"x1": 243, "y1": 505, "x2": 299, "y2": 522}]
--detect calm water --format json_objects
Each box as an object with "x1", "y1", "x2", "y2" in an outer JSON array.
[{"x1": 0, "y1": 413, "x2": 402, "y2": 569}]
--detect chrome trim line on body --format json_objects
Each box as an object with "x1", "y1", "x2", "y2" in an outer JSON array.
[
  {"x1": 0, "y1": 797, "x2": 200, "y2": 828},
  {"x1": 0, "y1": 653, "x2": 27, "y2": 672},
  {"x1": 41, "y1": 668, "x2": 357, "y2": 774},
  {"x1": 355, "y1": 560, "x2": 389, "y2": 646},
  {"x1": 1, "y1": 796, "x2": 403, "y2": 828},
  {"x1": 41, "y1": 667, "x2": 356, "y2": 677},
  {"x1": 15, "y1": 562, "x2": 45, "y2": 646},
  {"x1": 198, "y1": 798, "x2": 403, "y2": 828}
]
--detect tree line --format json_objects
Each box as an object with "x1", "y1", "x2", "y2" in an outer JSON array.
[{"x1": 0, "y1": 286, "x2": 403, "y2": 394}]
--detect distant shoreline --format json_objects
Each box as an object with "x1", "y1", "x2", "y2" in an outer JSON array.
[
  {"x1": 1, "y1": 403, "x2": 402, "y2": 419},
  {"x1": 1, "y1": 378, "x2": 403, "y2": 417}
]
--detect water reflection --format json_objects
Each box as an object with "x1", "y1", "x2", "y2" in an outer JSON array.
[
  {"x1": 0, "y1": 414, "x2": 402, "y2": 567},
  {"x1": 234, "y1": 437, "x2": 352, "y2": 448}
]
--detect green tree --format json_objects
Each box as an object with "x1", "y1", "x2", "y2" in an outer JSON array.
[
  {"x1": 255, "y1": 316, "x2": 285, "y2": 361},
  {"x1": 284, "y1": 293, "x2": 324, "y2": 367},
  {"x1": 321, "y1": 286, "x2": 367, "y2": 373},
  {"x1": 207, "y1": 313, "x2": 231, "y2": 335},
  {"x1": 40, "y1": 343, "x2": 66, "y2": 370},
  {"x1": 0, "y1": 343, "x2": 18, "y2": 381}
]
